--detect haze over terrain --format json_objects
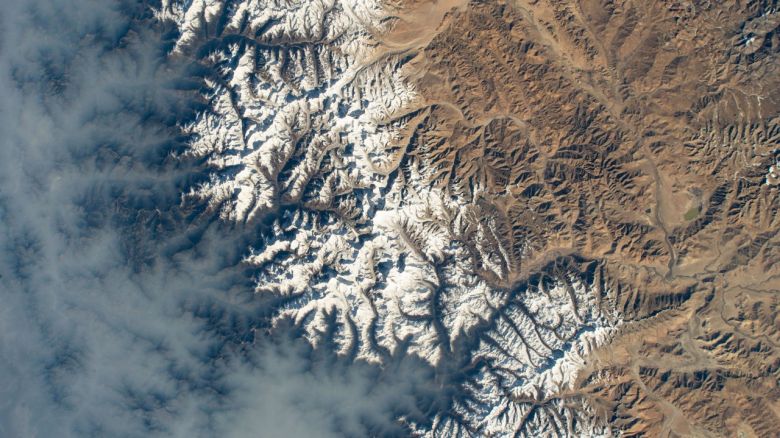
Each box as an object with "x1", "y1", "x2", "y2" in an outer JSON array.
[{"x1": 1, "y1": 0, "x2": 778, "y2": 437}]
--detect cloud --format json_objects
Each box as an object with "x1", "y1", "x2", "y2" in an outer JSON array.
[
  {"x1": 0, "y1": 1, "x2": 436, "y2": 437},
  {"x1": 210, "y1": 332, "x2": 441, "y2": 438}
]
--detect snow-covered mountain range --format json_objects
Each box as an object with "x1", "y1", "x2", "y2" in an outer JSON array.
[{"x1": 157, "y1": 1, "x2": 620, "y2": 435}]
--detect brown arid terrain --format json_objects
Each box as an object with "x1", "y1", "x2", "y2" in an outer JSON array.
[{"x1": 384, "y1": 0, "x2": 780, "y2": 436}]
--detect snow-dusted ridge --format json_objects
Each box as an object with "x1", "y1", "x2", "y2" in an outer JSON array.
[{"x1": 158, "y1": 1, "x2": 621, "y2": 435}]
